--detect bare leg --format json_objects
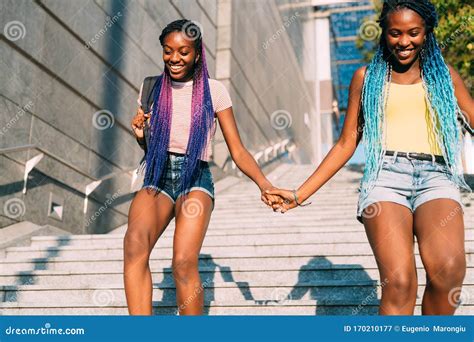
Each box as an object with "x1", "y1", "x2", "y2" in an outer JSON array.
[
  {"x1": 363, "y1": 202, "x2": 418, "y2": 315},
  {"x1": 414, "y1": 199, "x2": 466, "y2": 315},
  {"x1": 172, "y1": 191, "x2": 213, "y2": 315},
  {"x1": 124, "y1": 189, "x2": 174, "y2": 315}
]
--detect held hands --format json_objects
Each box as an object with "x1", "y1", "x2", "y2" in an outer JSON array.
[
  {"x1": 264, "y1": 188, "x2": 298, "y2": 213},
  {"x1": 259, "y1": 183, "x2": 299, "y2": 214},
  {"x1": 259, "y1": 184, "x2": 284, "y2": 210},
  {"x1": 131, "y1": 107, "x2": 150, "y2": 139}
]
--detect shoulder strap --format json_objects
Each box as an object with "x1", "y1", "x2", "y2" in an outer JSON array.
[
  {"x1": 140, "y1": 75, "x2": 161, "y2": 114},
  {"x1": 458, "y1": 111, "x2": 473, "y2": 136}
]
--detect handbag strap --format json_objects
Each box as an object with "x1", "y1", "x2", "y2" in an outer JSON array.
[{"x1": 140, "y1": 75, "x2": 161, "y2": 113}]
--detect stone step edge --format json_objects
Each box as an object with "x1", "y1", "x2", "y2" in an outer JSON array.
[
  {"x1": 4, "y1": 252, "x2": 474, "y2": 263},
  {"x1": 3, "y1": 282, "x2": 474, "y2": 291},
  {"x1": 2, "y1": 265, "x2": 474, "y2": 276},
  {"x1": 0, "y1": 300, "x2": 472, "y2": 308}
]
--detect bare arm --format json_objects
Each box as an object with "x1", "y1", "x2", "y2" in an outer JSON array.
[
  {"x1": 266, "y1": 66, "x2": 366, "y2": 210},
  {"x1": 449, "y1": 65, "x2": 474, "y2": 128},
  {"x1": 216, "y1": 106, "x2": 279, "y2": 205}
]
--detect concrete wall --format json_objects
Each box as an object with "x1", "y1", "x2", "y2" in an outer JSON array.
[{"x1": 0, "y1": 0, "x2": 315, "y2": 233}]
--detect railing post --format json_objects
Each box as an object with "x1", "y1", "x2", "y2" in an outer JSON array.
[
  {"x1": 84, "y1": 180, "x2": 102, "y2": 214},
  {"x1": 23, "y1": 153, "x2": 44, "y2": 194}
]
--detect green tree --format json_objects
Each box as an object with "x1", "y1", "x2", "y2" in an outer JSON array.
[{"x1": 356, "y1": 0, "x2": 473, "y2": 92}]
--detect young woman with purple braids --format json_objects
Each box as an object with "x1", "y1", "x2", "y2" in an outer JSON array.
[
  {"x1": 266, "y1": 0, "x2": 473, "y2": 315},
  {"x1": 126, "y1": 19, "x2": 280, "y2": 315}
]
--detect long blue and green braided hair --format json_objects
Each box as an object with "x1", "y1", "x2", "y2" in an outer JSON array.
[{"x1": 359, "y1": 0, "x2": 471, "y2": 204}]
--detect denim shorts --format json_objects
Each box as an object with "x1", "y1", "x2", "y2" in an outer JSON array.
[
  {"x1": 142, "y1": 152, "x2": 215, "y2": 205},
  {"x1": 357, "y1": 154, "x2": 463, "y2": 223}
]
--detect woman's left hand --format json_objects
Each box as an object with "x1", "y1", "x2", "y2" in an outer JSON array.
[
  {"x1": 265, "y1": 188, "x2": 298, "y2": 213},
  {"x1": 260, "y1": 184, "x2": 283, "y2": 209}
]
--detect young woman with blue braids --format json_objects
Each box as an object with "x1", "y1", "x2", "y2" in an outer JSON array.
[
  {"x1": 266, "y1": 0, "x2": 473, "y2": 315},
  {"x1": 126, "y1": 19, "x2": 280, "y2": 315}
]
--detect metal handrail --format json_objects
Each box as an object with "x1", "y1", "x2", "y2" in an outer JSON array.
[
  {"x1": 0, "y1": 144, "x2": 138, "y2": 182},
  {"x1": 220, "y1": 138, "x2": 293, "y2": 171},
  {"x1": 0, "y1": 144, "x2": 97, "y2": 180},
  {"x1": 1, "y1": 144, "x2": 139, "y2": 211}
]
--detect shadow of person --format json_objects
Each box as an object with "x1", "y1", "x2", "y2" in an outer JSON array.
[
  {"x1": 5, "y1": 236, "x2": 73, "y2": 303},
  {"x1": 152, "y1": 253, "x2": 256, "y2": 315},
  {"x1": 255, "y1": 256, "x2": 379, "y2": 315}
]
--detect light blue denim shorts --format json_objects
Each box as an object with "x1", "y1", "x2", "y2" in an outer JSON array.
[
  {"x1": 357, "y1": 154, "x2": 464, "y2": 223},
  {"x1": 142, "y1": 152, "x2": 215, "y2": 205}
]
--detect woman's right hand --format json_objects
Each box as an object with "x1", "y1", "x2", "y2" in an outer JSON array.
[
  {"x1": 131, "y1": 107, "x2": 150, "y2": 139},
  {"x1": 264, "y1": 188, "x2": 298, "y2": 213}
]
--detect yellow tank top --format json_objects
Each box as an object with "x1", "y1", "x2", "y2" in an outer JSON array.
[{"x1": 384, "y1": 82, "x2": 442, "y2": 155}]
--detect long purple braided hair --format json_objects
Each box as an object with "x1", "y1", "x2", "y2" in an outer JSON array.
[{"x1": 143, "y1": 19, "x2": 214, "y2": 196}]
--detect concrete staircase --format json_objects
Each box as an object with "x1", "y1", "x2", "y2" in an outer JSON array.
[{"x1": 1, "y1": 163, "x2": 473, "y2": 315}]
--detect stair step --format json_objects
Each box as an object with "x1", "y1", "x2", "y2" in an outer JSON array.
[
  {"x1": 27, "y1": 230, "x2": 474, "y2": 248},
  {"x1": 0, "y1": 300, "x2": 471, "y2": 315},
  {"x1": 2, "y1": 267, "x2": 474, "y2": 286},
  {"x1": 2, "y1": 283, "x2": 474, "y2": 305},
  {"x1": 5, "y1": 242, "x2": 474, "y2": 259}
]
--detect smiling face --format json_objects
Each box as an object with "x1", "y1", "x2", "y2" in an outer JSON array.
[
  {"x1": 162, "y1": 31, "x2": 199, "y2": 82},
  {"x1": 384, "y1": 8, "x2": 427, "y2": 66}
]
